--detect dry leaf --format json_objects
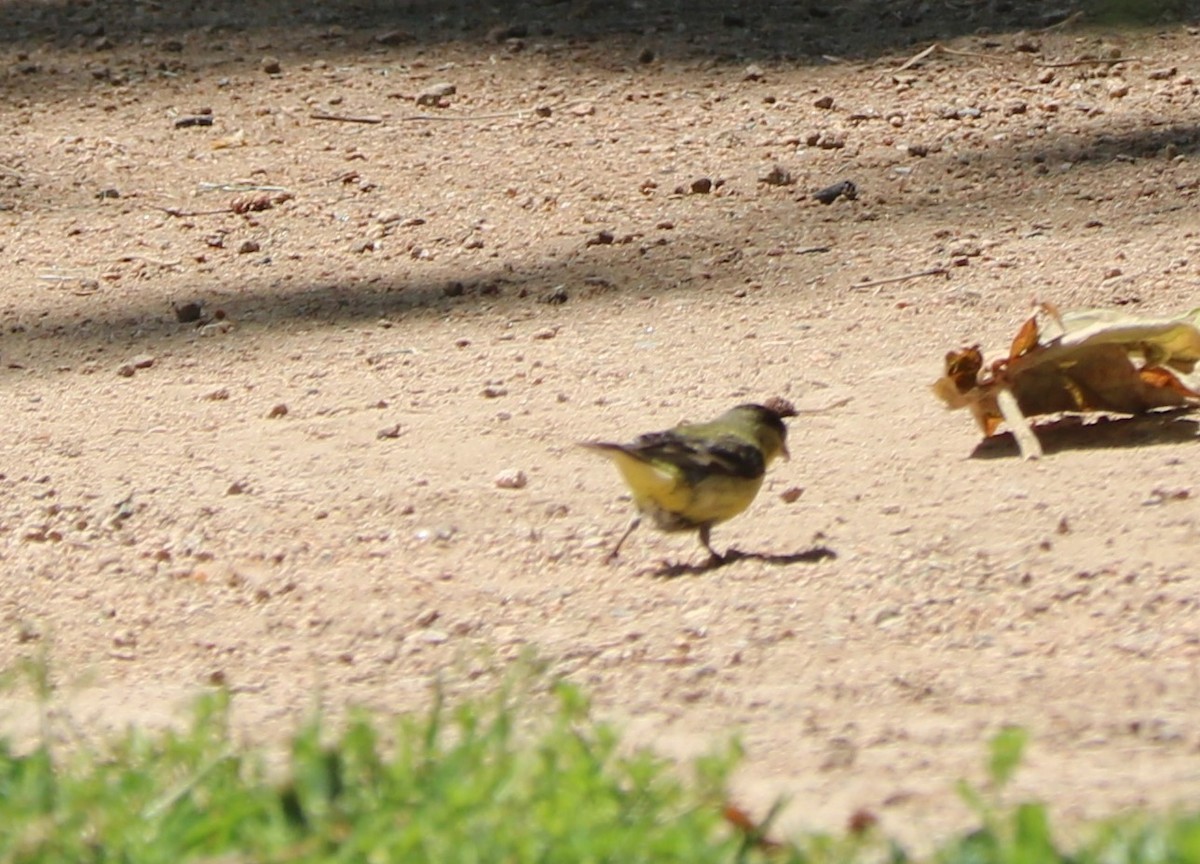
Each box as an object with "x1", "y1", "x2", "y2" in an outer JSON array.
[{"x1": 933, "y1": 305, "x2": 1200, "y2": 458}]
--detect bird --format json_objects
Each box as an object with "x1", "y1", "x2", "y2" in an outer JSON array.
[{"x1": 581, "y1": 398, "x2": 796, "y2": 563}]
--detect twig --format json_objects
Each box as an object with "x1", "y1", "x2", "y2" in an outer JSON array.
[
  {"x1": 310, "y1": 111, "x2": 384, "y2": 124},
  {"x1": 796, "y1": 245, "x2": 832, "y2": 255},
  {"x1": 118, "y1": 254, "x2": 182, "y2": 268},
  {"x1": 151, "y1": 205, "x2": 232, "y2": 217},
  {"x1": 398, "y1": 107, "x2": 543, "y2": 122},
  {"x1": 851, "y1": 268, "x2": 949, "y2": 290},
  {"x1": 895, "y1": 43, "x2": 1007, "y2": 72},
  {"x1": 198, "y1": 182, "x2": 291, "y2": 193},
  {"x1": 1038, "y1": 57, "x2": 1134, "y2": 69},
  {"x1": 995, "y1": 386, "x2": 1042, "y2": 460},
  {"x1": 795, "y1": 396, "x2": 853, "y2": 414},
  {"x1": 897, "y1": 43, "x2": 938, "y2": 71}
]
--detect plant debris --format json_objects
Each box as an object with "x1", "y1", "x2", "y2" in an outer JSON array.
[{"x1": 933, "y1": 304, "x2": 1200, "y2": 459}]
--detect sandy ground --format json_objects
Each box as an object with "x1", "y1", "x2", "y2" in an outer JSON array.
[{"x1": 3, "y1": 0, "x2": 1200, "y2": 848}]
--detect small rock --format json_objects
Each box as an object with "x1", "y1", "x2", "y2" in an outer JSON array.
[
  {"x1": 638, "y1": 47, "x2": 656, "y2": 64},
  {"x1": 568, "y1": 102, "x2": 595, "y2": 117},
  {"x1": 532, "y1": 327, "x2": 557, "y2": 340},
  {"x1": 173, "y1": 115, "x2": 213, "y2": 129},
  {"x1": 586, "y1": 230, "x2": 615, "y2": 246},
  {"x1": 482, "y1": 385, "x2": 508, "y2": 398},
  {"x1": 906, "y1": 143, "x2": 929, "y2": 157},
  {"x1": 203, "y1": 388, "x2": 231, "y2": 401},
  {"x1": 267, "y1": 403, "x2": 288, "y2": 418},
  {"x1": 1107, "y1": 80, "x2": 1130, "y2": 99},
  {"x1": 541, "y1": 285, "x2": 569, "y2": 304},
  {"x1": 813, "y1": 95, "x2": 835, "y2": 109},
  {"x1": 760, "y1": 164, "x2": 794, "y2": 186},
  {"x1": 494, "y1": 469, "x2": 528, "y2": 490},
  {"x1": 226, "y1": 480, "x2": 249, "y2": 495},
  {"x1": 1037, "y1": 68, "x2": 1055, "y2": 84},
  {"x1": 1148, "y1": 66, "x2": 1177, "y2": 80},
  {"x1": 96, "y1": 187, "x2": 119, "y2": 199},
  {"x1": 743, "y1": 64, "x2": 765, "y2": 82},
  {"x1": 376, "y1": 423, "x2": 403, "y2": 439},
  {"x1": 812, "y1": 132, "x2": 845, "y2": 150},
  {"x1": 813, "y1": 180, "x2": 857, "y2": 205},
  {"x1": 415, "y1": 608, "x2": 441, "y2": 627},
  {"x1": 690, "y1": 177, "x2": 713, "y2": 194},
  {"x1": 1004, "y1": 101, "x2": 1027, "y2": 116},
  {"x1": 780, "y1": 486, "x2": 804, "y2": 504},
  {"x1": 173, "y1": 300, "x2": 204, "y2": 323},
  {"x1": 443, "y1": 281, "x2": 465, "y2": 297},
  {"x1": 1011, "y1": 32, "x2": 1041, "y2": 53},
  {"x1": 416, "y1": 82, "x2": 456, "y2": 107},
  {"x1": 261, "y1": 56, "x2": 281, "y2": 75},
  {"x1": 237, "y1": 240, "x2": 260, "y2": 254},
  {"x1": 116, "y1": 354, "x2": 155, "y2": 377}
]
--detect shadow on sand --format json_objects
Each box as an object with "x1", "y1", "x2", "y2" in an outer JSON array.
[
  {"x1": 645, "y1": 545, "x2": 837, "y2": 579},
  {"x1": 970, "y1": 409, "x2": 1200, "y2": 459}
]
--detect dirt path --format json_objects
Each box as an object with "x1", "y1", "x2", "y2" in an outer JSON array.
[{"x1": 3, "y1": 1, "x2": 1200, "y2": 847}]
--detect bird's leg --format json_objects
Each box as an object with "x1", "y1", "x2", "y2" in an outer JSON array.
[
  {"x1": 604, "y1": 516, "x2": 641, "y2": 563},
  {"x1": 698, "y1": 524, "x2": 725, "y2": 564}
]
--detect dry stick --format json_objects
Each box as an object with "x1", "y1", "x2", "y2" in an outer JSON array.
[
  {"x1": 895, "y1": 43, "x2": 1007, "y2": 72},
  {"x1": 309, "y1": 111, "x2": 384, "y2": 124},
  {"x1": 796, "y1": 245, "x2": 832, "y2": 255},
  {"x1": 151, "y1": 205, "x2": 234, "y2": 217},
  {"x1": 995, "y1": 387, "x2": 1043, "y2": 460},
  {"x1": 851, "y1": 267, "x2": 949, "y2": 291}
]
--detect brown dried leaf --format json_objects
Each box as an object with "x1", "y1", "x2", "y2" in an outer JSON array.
[{"x1": 1008, "y1": 314, "x2": 1039, "y2": 361}]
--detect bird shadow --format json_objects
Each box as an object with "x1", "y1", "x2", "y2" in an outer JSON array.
[
  {"x1": 643, "y1": 545, "x2": 837, "y2": 579},
  {"x1": 969, "y1": 410, "x2": 1200, "y2": 459}
]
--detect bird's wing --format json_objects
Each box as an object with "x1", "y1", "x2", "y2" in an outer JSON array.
[{"x1": 627, "y1": 431, "x2": 765, "y2": 482}]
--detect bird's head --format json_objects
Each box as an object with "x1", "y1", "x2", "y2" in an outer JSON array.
[{"x1": 733, "y1": 397, "x2": 796, "y2": 463}]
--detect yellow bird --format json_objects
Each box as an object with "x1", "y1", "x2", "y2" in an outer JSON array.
[{"x1": 582, "y1": 398, "x2": 796, "y2": 562}]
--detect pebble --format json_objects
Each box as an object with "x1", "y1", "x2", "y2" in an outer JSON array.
[
  {"x1": 532, "y1": 327, "x2": 557, "y2": 340},
  {"x1": 173, "y1": 300, "x2": 204, "y2": 323},
  {"x1": 760, "y1": 164, "x2": 794, "y2": 186},
  {"x1": 743, "y1": 64, "x2": 765, "y2": 81},
  {"x1": 541, "y1": 285, "x2": 569, "y2": 304},
  {"x1": 267, "y1": 403, "x2": 288, "y2": 418},
  {"x1": 377, "y1": 423, "x2": 403, "y2": 439},
  {"x1": 416, "y1": 82, "x2": 456, "y2": 107},
  {"x1": 780, "y1": 487, "x2": 804, "y2": 504},
  {"x1": 116, "y1": 354, "x2": 155, "y2": 377},
  {"x1": 1148, "y1": 66, "x2": 1177, "y2": 80},
  {"x1": 813, "y1": 95, "x2": 834, "y2": 110},
  {"x1": 494, "y1": 469, "x2": 528, "y2": 490},
  {"x1": 690, "y1": 177, "x2": 713, "y2": 194},
  {"x1": 261, "y1": 56, "x2": 281, "y2": 75},
  {"x1": 237, "y1": 240, "x2": 260, "y2": 254}
]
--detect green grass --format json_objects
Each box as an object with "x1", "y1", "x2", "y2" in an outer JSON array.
[{"x1": 2, "y1": 665, "x2": 1200, "y2": 864}]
